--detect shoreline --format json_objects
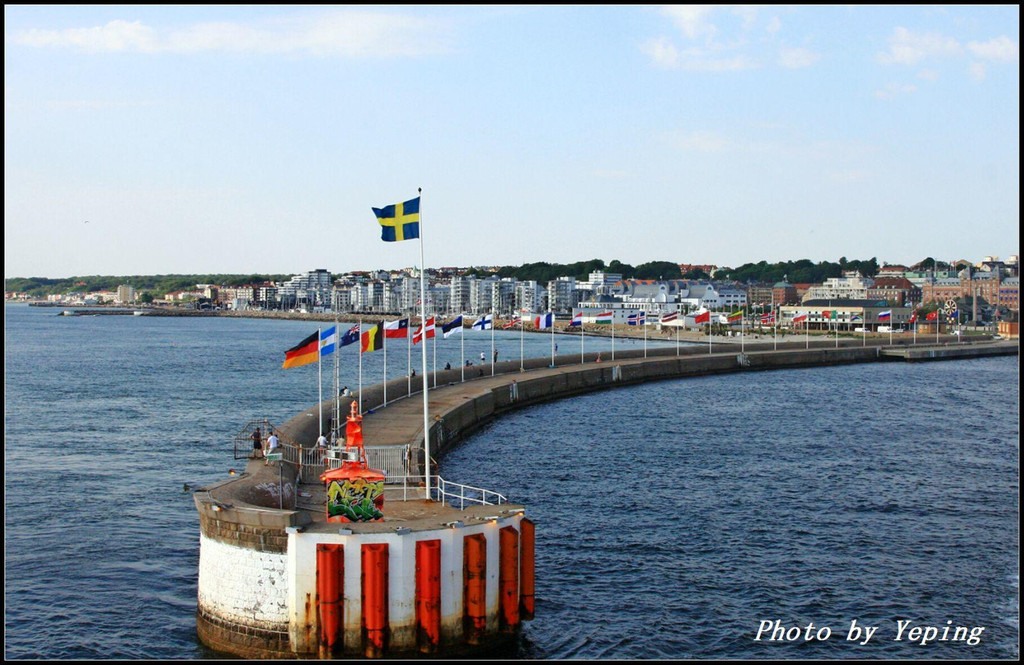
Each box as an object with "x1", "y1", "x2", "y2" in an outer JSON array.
[{"x1": 18, "y1": 301, "x2": 992, "y2": 344}]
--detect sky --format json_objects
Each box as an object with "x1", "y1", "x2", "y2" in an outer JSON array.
[{"x1": 4, "y1": 5, "x2": 1020, "y2": 279}]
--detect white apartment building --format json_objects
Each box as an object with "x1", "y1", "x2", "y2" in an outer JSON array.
[{"x1": 802, "y1": 272, "x2": 874, "y2": 302}]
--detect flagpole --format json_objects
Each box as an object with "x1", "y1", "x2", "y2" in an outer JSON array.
[
  {"x1": 580, "y1": 311, "x2": 585, "y2": 365},
  {"x1": 334, "y1": 312, "x2": 340, "y2": 443},
  {"x1": 740, "y1": 309, "x2": 744, "y2": 353},
  {"x1": 461, "y1": 316, "x2": 465, "y2": 382},
  {"x1": 772, "y1": 297, "x2": 777, "y2": 350},
  {"x1": 490, "y1": 309, "x2": 495, "y2": 376},
  {"x1": 417, "y1": 188, "x2": 431, "y2": 500},
  {"x1": 643, "y1": 311, "x2": 647, "y2": 358},
  {"x1": 520, "y1": 314, "x2": 524, "y2": 371},
  {"x1": 805, "y1": 312, "x2": 809, "y2": 349},
  {"x1": 611, "y1": 314, "x2": 615, "y2": 361},
  {"x1": 318, "y1": 326, "x2": 323, "y2": 440},
  {"x1": 383, "y1": 325, "x2": 388, "y2": 407},
  {"x1": 675, "y1": 313, "x2": 680, "y2": 356},
  {"x1": 407, "y1": 311, "x2": 412, "y2": 394},
  {"x1": 358, "y1": 317, "x2": 363, "y2": 413},
  {"x1": 550, "y1": 313, "x2": 555, "y2": 367}
]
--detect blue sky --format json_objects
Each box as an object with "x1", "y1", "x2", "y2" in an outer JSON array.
[{"x1": 4, "y1": 5, "x2": 1019, "y2": 278}]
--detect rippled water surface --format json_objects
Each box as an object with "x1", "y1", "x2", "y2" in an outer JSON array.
[{"x1": 4, "y1": 303, "x2": 1019, "y2": 659}]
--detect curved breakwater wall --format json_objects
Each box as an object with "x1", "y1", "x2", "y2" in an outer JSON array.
[{"x1": 194, "y1": 340, "x2": 1015, "y2": 658}]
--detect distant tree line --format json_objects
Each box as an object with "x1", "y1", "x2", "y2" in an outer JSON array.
[
  {"x1": 466, "y1": 259, "x2": 685, "y2": 282},
  {"x1": 466, "y1": 257, "x2": 897, "y2": 284},
  {"x1": 4, "y1": 274, "x2": 293, "y2": 298}
]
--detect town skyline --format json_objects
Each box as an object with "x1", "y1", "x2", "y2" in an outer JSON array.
[
  {"x1": 4, "y1": 6, "x2": 1019, "y2": 278},
  {"x1": 3, "y1": 252, "x2": 1017, "y2": 284}
]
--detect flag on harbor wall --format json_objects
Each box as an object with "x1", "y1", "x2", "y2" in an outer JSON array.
[
  {"x1": 878, "y1": 310, "x2": 892, "y2": 321},
  {"x1": 793, "y1": 313, "x2": 808, "y2": 323},
  {"x1": 534, "y1": 312, "x2": 553, "y2": 329},
  {"x1": 413, "y1": 316, "x2": 436, "y2": 344},
  {"x1": 728, "y1": 310, "x2": 743, "y2": 322},
  {"x1": 761, "y1": 313, "x2": 775, "y2": 324},
  {"x1": 282, "y1": 331, "x2": 319, "y2": 369},
  {"x1": 384, "y1": 318, "x2": 409, "y2": 338},
  {"x1": 373, "y1": 197, "x2": 420, "y2": 242},
  {"x1": 694, "y1": 310, "x2": 710, "y2": 324},
  {"x1": 501, "y1": 316, "x2": 520, "y2": 329},
  {"x1": 568, "y1": 312, "x2": 583, "y2": 327},
  {"x1": 340, "y1": 324, "x2": 360, "y2": 347},
  {"x1": 442, "y1": 316, "x2": 464, "y2": 338},
  {"x1": 361, "y1": 322, "x2": 384, "y2": 352},
  {"x1": 909, "y1": 313, "x2": 918, "y2": 323},
  {"x1": 627, "y1": 311, "x2": 646, "y2": 326},
  {"x1": 472, "y1": 314, "x2": 493, "y2": 331},
  {"x1": 595, "y1": 311, "x2": 613, "y2": 324},
  {"x1": 320, "y1": 326, "x2": 338, "y2": 357},
  {"x1": 661, "y1": 312, "x2": 678, "y2": 323},
  {"x1": 926, "y1": 311, "x2": 938, "y2": 321}
]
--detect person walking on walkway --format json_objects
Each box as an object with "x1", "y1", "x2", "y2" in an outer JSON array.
[{"x1": 265, "y1": 430, "x2": 280, "y2": 465}]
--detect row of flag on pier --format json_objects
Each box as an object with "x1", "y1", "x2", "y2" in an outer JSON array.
[
  {"x1": 281, "y1": 324, "x2": 361, "y2": 369},
  {"x1": 282, "y1": 313, "x2": 512, "y2": 367}
]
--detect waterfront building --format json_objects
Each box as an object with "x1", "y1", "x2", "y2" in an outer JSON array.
[
  {"x1": 469, "y1": 275, "x2": 498, "y2": 315},
  {"x1": 515, "y1": 280, "x2": 545, "y2": 315},
  {"x1": 547, "y1": 276, "x2": 578, "y2": 314},
  {"x1": 802, "y1": 272, "x2": 874, "y2": 302},
  {"x1": 116, "y1": 284, "x2": 135, "y2": 304},
  {"x1": 780, "y1": 300, "x2": 912, "y2": 331},
  {"x1": 586, "y1": 271, "x2": 622, "y2": 295},
  {"x1": 772, "y1": 279, "x2": 799, "y2": 305},
  {"x1": 866, "y1": 277, "x2": 920, "y2": 307},
  {"x1": 491, "y1": 278, "x2": 517, "y2": 317},
  {"x1": 278, "y1": 269, "x2": 332, "y2": 310},
  {"x1": 746, "y1": 283, "x2": 773, "y2": 307}
]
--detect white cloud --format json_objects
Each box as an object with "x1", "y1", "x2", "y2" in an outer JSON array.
[
  {"x1": 765, "y1": 16, "x2": 782, "y2": 35},
  {"x1": 8, "y1": 11, "x2": 453, "y2": 57},
  {"x1": 877, "y1": 27, "x2": 962, "y2": 66},
  {"x1": 778, "y1": 46, "x2": 820, "y2": 69},
  {"x1": 660, "y1": 5, "x2": 719, "y2": 41},
  {"x1": 966, "y1": 36, "x2": 1019, "y2": 63},
  {"x1": 916, "y1": 68, "x2": 939, "y2": 81},
  {"x1": 874, "y1": 82, "x2": 918, "y2": 100},
  {"x1": 969, "y1": 61, "x2": 987, "y2": 81},
  {"x1": 640, "y1": 38, "x2": 755, "y2": 71}
]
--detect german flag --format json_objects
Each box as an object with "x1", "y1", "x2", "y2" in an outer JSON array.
[
  {"x1": 361, "y1": 321, "x2": 384, "y2": 353},
  {"x1": 282, "y1": 331, "x2": 319, "y2": 369}
]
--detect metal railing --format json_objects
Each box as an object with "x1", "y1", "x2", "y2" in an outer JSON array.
[{"x1": 431, "y1": 475, "x2": 508, "y2": 509}]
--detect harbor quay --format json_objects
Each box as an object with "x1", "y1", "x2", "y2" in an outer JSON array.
[{"x1": 192, "y1": 335, "x2": 1017, "y2": 659}]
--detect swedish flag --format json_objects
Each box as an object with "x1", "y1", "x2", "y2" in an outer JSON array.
[{"x1": 373, "y1": 197, "x2": 420, "y2": 242}]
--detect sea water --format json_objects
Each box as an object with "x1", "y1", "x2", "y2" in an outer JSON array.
[{"x1": 3, "y1": 304, "x2": 1018, "y2": 659}]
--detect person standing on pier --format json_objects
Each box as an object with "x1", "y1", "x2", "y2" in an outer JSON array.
[{"x1": 251, "y1": 427, "x2": 262, "y2": 459}]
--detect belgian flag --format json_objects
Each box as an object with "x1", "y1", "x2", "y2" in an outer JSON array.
[
  {"x1": 282, "y1": 331, "x2": 319, "y2": 369},
  {"x1": 361, "y1": 321, "x2": 384, "y2": 353}
]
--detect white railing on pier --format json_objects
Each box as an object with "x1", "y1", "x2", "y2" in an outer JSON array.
[{"x1": 431, "y1": 475, "x2": 508, "y2": 509}]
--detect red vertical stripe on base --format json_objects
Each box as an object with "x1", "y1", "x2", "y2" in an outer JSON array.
[
  {"x1": 499, "y1": 526, "x2": 520, "y2": 631},
  {"x1": 316, "y1": 544, "x2": 344, "y2": 655},
  {"x1": 463, "y1": 533, "x2": 487, "y2": 645},
  {"x1": 519, "y1": 518, "x2": 535, "y2": 620},
  {"x1": 361, "y1": 543, "x2": 389, "y2": 657},
  {"x1": 415, "y1": 539, "x2": 442, "y2": 653}
]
